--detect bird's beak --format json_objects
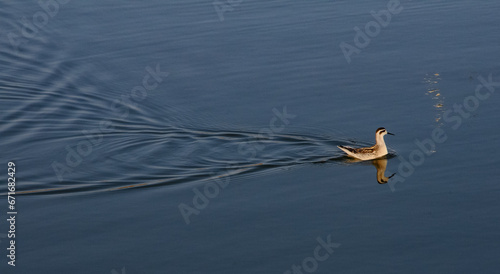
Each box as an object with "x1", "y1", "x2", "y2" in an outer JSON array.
[{"x1": 387, "y1": 132, "x2": 395, "y2": 136}]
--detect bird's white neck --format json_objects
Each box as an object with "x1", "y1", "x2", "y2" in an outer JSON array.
[{"x1": 376, "y1": 134, "x2": 387, "y2": 152}]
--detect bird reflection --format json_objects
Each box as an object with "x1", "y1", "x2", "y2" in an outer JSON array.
[
  {"x1": 341, "y1": 156, "x2": 395, "y2": 184},
  {"x1": 371, "y1": 158, "x2": 395, "y2": 184}
]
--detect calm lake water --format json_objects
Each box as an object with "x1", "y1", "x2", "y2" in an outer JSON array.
[{"x1": 1, "y1": 0, "x2": 500, "y2": 273}]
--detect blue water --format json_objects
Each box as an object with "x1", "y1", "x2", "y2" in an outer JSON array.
[{"x1": 1, "y1": 0, "x2": 500, "y2": 273}]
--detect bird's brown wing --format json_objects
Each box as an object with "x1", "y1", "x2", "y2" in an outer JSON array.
[
  {"x1": 352, "y1": 147, "x2": 376, "y2": 154},
  {"x1": 339, "y1": 145, "x2": 377, "y2": 154}
]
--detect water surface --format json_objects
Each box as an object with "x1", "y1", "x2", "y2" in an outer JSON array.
[{"x1": 1, "y1": 0, "x2": 500, "y2": 273}]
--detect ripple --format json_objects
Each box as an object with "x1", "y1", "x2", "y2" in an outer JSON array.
[
  {"x1": 0, "y1": 3, "x2": 383, "y2": 196},
  {"x1": 3, "y1": 122, "x2": 367, "y2": 196}
]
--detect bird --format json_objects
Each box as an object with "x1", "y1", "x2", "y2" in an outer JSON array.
[{"x1": 338, "y1": 127, "x2": 394, "y2": 160}]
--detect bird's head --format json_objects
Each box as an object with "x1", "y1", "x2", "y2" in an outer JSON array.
[{"x1": 376, "y1": 127, "x2": 394, "y2": 137}]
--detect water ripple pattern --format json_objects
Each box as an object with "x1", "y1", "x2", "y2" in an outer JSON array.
[{"x1": 0, "y1": 3, "x2": 374, "y2": 196}]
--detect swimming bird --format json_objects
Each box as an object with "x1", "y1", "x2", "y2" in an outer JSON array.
[{"x1": 338, "y1": 127, "x2": 394, "y2": 160}]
